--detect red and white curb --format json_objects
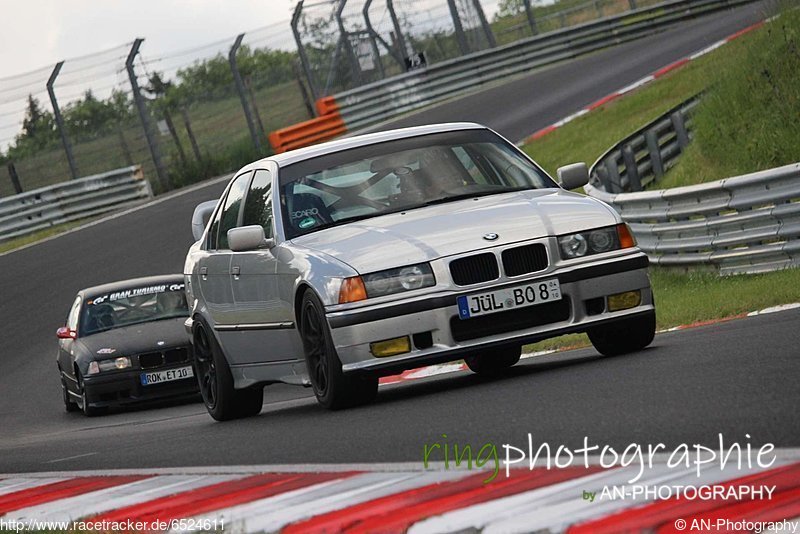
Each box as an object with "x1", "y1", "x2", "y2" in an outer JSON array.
[
  {"x1": 519, "y1": 20, "x2": 766, "y2": 144},
  {"x1": 379, "y1": 302, "x2": 800, "y2": 386},
  {"x1": 2, "y1": 451, "x2": 799, "y2": 532}
]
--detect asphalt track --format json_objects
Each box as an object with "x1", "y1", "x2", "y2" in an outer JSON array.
[{"x1": 2, "y1": 0, "x2": 796, "y2": 474}]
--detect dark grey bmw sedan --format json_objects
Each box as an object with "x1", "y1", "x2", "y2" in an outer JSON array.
[{"x1": 56, "y1": 274, "x2": 197, "y2": 416}]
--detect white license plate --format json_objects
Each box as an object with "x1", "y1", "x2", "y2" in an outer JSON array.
[
  {"x1": 140, "y1": 366, "x2": 194, "y2": 386},
  {"x1": 457, "y1": 278, "x2": 562, "y2": 320}
]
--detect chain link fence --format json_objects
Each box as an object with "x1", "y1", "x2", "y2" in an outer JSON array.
[{"x1": 0, "y1": 0, "x2": 677, "y2": 197}]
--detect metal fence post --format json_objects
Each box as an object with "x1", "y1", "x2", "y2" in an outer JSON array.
[
  {"x1": 292, "y1": 1, "x2": 319, "y2": 105},
  {"x1": 604, "y1": 158, "x2": 623, "y2": 193},
  {"x1": 671, "y1": 112, "x2": 690, "y2": 150},
  {"x1": 387, "y1": 0, "x2": 410, "y2": 59},
  {"x1": 622, "y1": 144, "x2": 642, "y2": 191},
  {"x1": 126, "y1": 39, "x2": 170, "y2": 192},
  {"x1": 162, "y1": 108, "x2": 187, "y2": 167},
  {"x1": 244, "y1": 76, "x2": 267, "y2": 139},
  {"x1": 522, "y1": 0, "x2": 538, "y2": 36},
  {"x1": 229, "y1": 34, "x2": 262, "y2": 153},
  {"x1": 447, "y1": 0, "x2": 471, "y2": 55},
  {"x1": 46, "y1": 61, "x2": 79, "y2": 181},
  {"x1": 336, "y1": 0, "x2": 364, "y2": 87},
  {"x1": 363, "y1": 0, "x2": 387, "y2": 78},
  {"x1": 645, "y1": 130, "x2": 664, "y2": 179},
  {"x1": 292, "y1": 61, "x2": 317, "y2": 118},
  {"x1": 7, "y1": 163, "x2": 23, "y2": 194},
  {"x1": 180, "y1": 109, "x2": 202, "y2": 161},
  {"x1": 472, "y1": 0, "x2": 496, "y2": 48}
]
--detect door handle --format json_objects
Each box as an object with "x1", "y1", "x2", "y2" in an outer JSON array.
[
  {"x1": 231, "y1": 265, "x2": 241, "y2": 279},
  {"x1": 200, "y1": 266, "x2": 208, "y2": 280}
]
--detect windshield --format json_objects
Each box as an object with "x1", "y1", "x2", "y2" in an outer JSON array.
[
  {"x1": 279, "y1": 129, "x2": 556, "y2": 239},
  {"x1": 80, "y1": 283, "x2": 189, "y2": 336}
]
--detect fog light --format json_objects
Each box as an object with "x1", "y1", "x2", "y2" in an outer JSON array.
[
  {"x1": 370, "y1": 336, "x2": 411, "y2": 357},
  {"x1": 607, "y1": 290, "x2": 641, "y2": 312}
]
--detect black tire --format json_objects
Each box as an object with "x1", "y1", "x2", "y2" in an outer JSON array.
[
  {"x1": 61, "y1": 378, "x2": 79, "y2": 413},
  {"x1": 193, "y1": 318, "x2": 263, "y2": 421},
  {"x1": 299, "y1": 291, "x2": 378, "y2": 410},
  {"x1": 465, "y1": 346, "x2": 522, "y2": 375},
  {"x1": 588, "y1": 311, "x2": 656, "y2": 357}
]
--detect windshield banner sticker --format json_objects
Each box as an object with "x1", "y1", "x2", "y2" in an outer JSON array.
[{"x1": 88, "y1": 283, "x2": 185, "y2": 306}]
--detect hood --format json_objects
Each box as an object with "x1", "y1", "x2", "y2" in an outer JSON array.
[
  {"x1": 77, "y1": 317, "x2": 190, "y2": 360},
  {"x1": 293, "y1": 189, "x2": 618, "y2": 273}
]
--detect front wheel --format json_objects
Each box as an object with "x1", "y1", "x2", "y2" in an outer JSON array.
[
  {"x1": 61, "y1": 378, "x2": 79, "y2": 413},
  {"x1": 77, "y1": 374, "x2": 104, "y2": 417},
  {"x1": 588, "y1": 311, "x2": 656, "y2": 357},
  {"x1": 299, "y1": 291, "x2": 378, "y2": 410},
  {"x1": 465, "y1": 346, "x2": 522, "y2": 375},
  {"x1": 193, "y1": 319, "x2": 263, "y2": 421}
]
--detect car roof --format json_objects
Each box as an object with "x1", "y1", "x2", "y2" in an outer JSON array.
[
  {"x1": 247, "y1": 122, "x2": 487, "y2": 170},
  {"x1": 79, "y1": 274, "x2": 184, "y2": 300}
]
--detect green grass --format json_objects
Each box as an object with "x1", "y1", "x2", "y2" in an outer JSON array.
[
  {"x1": 522, "y1": 8, "x2": 800, "y2": 186},
  {"x1": 524, "y1": 266, "x2": 800, "y2": 352},
  {"x1": 520, "y1": 36, "x2": 746, "y2": 176},
  {"x1": 0, "y1": 218, "x2": 97, "y2": 254},
  {"x1": 658, "y1": 10, "x2": 800, "y2": 188}
]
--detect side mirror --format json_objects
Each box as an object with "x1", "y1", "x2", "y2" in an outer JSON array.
[
  {"x1": 556, "y1": 162, "x2": 589, "y2": 190},
  {"x1": 228, "y1": 225, "x2": 274, "y2": 252},
  {"x1": 191, "y1": 200, "x2": 219, "y2": 242},
  {"x1": 57, "y1": 327, "x2": 77, "y2": 340}
]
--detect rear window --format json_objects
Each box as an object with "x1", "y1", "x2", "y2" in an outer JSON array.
[{"x1": 80, "y1": 282, "x2": 189, "y2": 336}]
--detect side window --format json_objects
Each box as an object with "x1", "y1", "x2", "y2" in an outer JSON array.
[
  {"x1": 207, "y1": 194, "x2": 227, "y2": 250},
  {"x1": 216, "y1": 172, "x2": 252, "y2": 250},
  {"x1": 67, "y1": 296, "x2": 82, "y2": 330},
  {"x1": 242, "y1": 169, "x2": 273, "y2": 238}
]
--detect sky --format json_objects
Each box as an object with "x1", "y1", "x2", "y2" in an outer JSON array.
[{"x1": 0, "y1": 0, "x2": 299, "y2": 80}]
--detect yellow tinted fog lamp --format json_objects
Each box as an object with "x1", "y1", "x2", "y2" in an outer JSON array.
[
  {"x1": 607, "y1": 290, "x2": 641, "y2": 312},
  {"x1": 370, "y1": 336, "x2": 411, "y2": 358}
]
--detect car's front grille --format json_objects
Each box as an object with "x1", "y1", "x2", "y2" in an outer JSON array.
[
  {"x1": 502, "y1": 244, "x2": 548, "y2": 276},
  {"x1": 449, "y1": 253, "x2": 499, "y2": 286},
  {"x1": 450, "y1": 299, "x2": 571, "y2": 342},
  {"x1": 138, "y1": 352, "x2": 163, "y2": 369},
  {"x1": 164, "y1": 348, "x2": 189, "y2": 364},
  {"x1": 138, "y1": 348, "x2": 191, "y2": 369}
]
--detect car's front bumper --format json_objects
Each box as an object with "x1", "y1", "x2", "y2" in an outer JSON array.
[
  {"x1": 82, "y1": 364, "x2": 199, "y2": 408},
  {"x1": 327, "y1": 253, "x2": 654, "y2": 375}
]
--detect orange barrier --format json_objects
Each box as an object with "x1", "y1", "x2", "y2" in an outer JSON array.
[{"x1": 268, "y1": 96, "x2": 347, "y2": 154}]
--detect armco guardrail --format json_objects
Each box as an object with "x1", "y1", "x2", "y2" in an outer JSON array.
[
  {"x1": 329, "y1": 0, "x2": 754, "y2": 134},
  {"x1": 268, "y1": 97, "x2": 346, "y2": 154},
  {"x1": 592, "y1": 96, "x2": 699, "y2": 193},
  {"x1": 0, "y1": 165, "x2": 152, "y2": 243},
  {"x1": 585, "y1": 98, "x2": 800, "y2": 274}
]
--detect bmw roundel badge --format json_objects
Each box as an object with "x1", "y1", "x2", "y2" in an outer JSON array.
[{"x1": 483, "y1": 233, "x2": 499, "y2": 241}]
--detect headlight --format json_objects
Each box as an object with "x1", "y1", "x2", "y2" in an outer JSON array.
[
  {"x1": 362, "y1": 263, "x2": 435, "y2": 298},
  {"x1": 89, "y1": 357, "x2": 132, "y2": 374},
  {"x1": 558, "y1": 224, "x2": 635, "y2": 260}
]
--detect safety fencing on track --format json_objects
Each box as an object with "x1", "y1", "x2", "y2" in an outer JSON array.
[
  {"x1": 0, "y1": 165, "x2": 152, "y2": 243},
  {"x1": 585, "y1": 97, "x2": 800, "y2": 275},
  {"x1": 268, "y1": 0, "x2": 757, "y2": 152}
]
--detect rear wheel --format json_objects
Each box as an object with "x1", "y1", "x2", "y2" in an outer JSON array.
[
  {"x1": 61, "y1": 378, "x2": 79, "y2": 413},
  {"x1": 193, "y1": 319, "x2": 263, "y2": 421},
  {"x1": 465, "y1": 346, "x2": 522, "y2": 375},
  {"x1": 299, "y1": 291, "x2": 378, "y2": 410},
  {"x1": 588, "y1": 311, "x2": 656, "y2": 357}
]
